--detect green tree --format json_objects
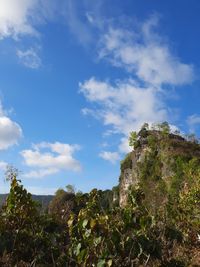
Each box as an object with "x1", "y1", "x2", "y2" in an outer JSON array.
[
  {"x1": 156, "y1": 121, "x2": 170, "y2": 135},
  {"x1": 66, "y1": 184, "x2": 76, "y2": 194},
  {"x1": 129, "y1": 131, "x2": 137, "y2": 147},
  {"x1": 48, "y1": 188, "x2": 76, "y2": 223},
  {"x1": 0, "y1": 167, "x2": 66, "y2": 266}
]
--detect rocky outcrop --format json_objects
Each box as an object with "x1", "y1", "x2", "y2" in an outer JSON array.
[
  {"x1": 119, "y1": 145, "x2": 150, "y2": 207},
  {"x1": 119, "y1": 130, "x2": 200, "y2": 207}
]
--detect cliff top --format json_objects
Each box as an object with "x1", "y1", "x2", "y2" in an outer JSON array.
[{"x1": 119, "y1": 123, "x2": 200, "y2": 208}]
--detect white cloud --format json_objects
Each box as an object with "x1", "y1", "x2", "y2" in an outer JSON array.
[
  {"x1": 17, "y1": 48, "x2": 41, "y2": 69},
  {"x1": 0, "y1": 0, "x2": 40, "y2": 39},
  {"x1": 0, "y1": 0, "x2": 69, "y2": 69},
  {"x1": 187, "y1": 114, "x2": 200, "y2": 132},
  {"x1": 80, "y1": 77, "x2": 167, "y2": 153},
  {"x1": 0, "y1": 0, "x2": 69, "y2": 40},
  {"x1": 99, "y1": 16, "x2": 194, "y2": 86},
  {"x1": 80, "y1": 16, "x2": 195, "y2": 155},
  {"x1": 21, "y1": 142, "x2": 82, "y2": 178},
  {"x1": 22, "y1": 168, "x2": 58, "y2": 178},
  {"x1": 118, "y1": 137, "x2": 131, "y2": 154},
  {"x1": 0, "y1": 103, "x2": 22, "y2": 150},
  {"x1": 99, "y1": 151, "x2": 120, "y2": 164},
  {"x1": 64, "y1": 0, "x2": 104, "y2": 45},
  {"x1": 0, "y1": 161, "x2": 7, "y2": 171},
  {"x1": 65, "y1": 0, "x2": 93, "y2": 45}
]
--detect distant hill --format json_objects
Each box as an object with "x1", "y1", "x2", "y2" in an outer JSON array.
[{"x1": 0, "y1": 194, "x2": 53, "y2": 210}]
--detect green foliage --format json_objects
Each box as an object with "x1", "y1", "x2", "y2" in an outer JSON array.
[
  {"x1": 129, "y1": 131, "x2": 137, "y2": 147},
  {"x1": 147, "y1": 134, "x2": 157, "y2": 148},
  {"x1": 67, "y1": 188, "x2": 162, "y2": 267},
  {"x1": 168, "y1": 158, "x2": 200, "y2": 238},
  {"x1": 0, "y1": 167, "x2": 68, "y2": 266},
  {"x1": 138, "y1": 127, "x2": 149, "y2": 138},
  {"x1": 0, "y1": 124, "x2": 200, "y2": 266},
  {"x1": 158, "y1": 121, "x2": 170, "y2": 135},
  {"x1": 141, "y1": 122, "x2": 149, "y2": 130},
  {"x1": 49, "y1": 188, "x2": 76, "y2": 223},
  {"x1": 66, "y1": 184, "x2": 76, "y2": 194},
  {"x1": 120, "y1": 153, "x2": 132, "y2": 172}
]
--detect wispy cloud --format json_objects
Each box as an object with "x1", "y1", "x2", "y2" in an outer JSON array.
[
  {"x1": 0, "y1": 0, "x2": 72, "y2": 40},
  {"x1": 0, "y1": 0, "x2": 101, "y2": 64},
  {"x1": 0, "y1": 102, "x2": 22, "y2": 150},
  {"x1": 80, "y1": 15, "x2": 195, "y2": 158},
  {"x1": 23, "y1": 168, "x2": 59, "y2": 179},
  {"x1": 80, "y1": 77, "x2": 167, "y2": 153},
  {"x1": 65, "y1": 0, "x2": 93, "y2": 45},
  {"x1": 99, "y1": 15, "x2": 194, "y2": 86},
  {"x1": 63, "y1": 0, "x2": 106, "y2": 45},
  {"x1": 99, "y1": 151, "x2": 120, "y2": 164},
  {"x1": 0, "y1": 161, "x2": 7, "y2": 171},
  {"x1": 0, "y1": 0, "x2": 64, "y2": 67},
  {"x1": 21, "y1": 142, "x2": 82, "y2": 178},
  {"x1": 0, "y1": 0, "x2": 40, "y2": 39},
  {"x1": 17, "y1": 47, "x2": 42, "y2": 69}
]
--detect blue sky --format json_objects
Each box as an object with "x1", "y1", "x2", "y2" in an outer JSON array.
[{"x1": 0, "y1": 0, "x2": 200, "y2": 195}]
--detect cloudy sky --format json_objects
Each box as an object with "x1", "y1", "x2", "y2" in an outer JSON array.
[{"x1": 0, "y1": 0, "x2": 200, "y2": 194}]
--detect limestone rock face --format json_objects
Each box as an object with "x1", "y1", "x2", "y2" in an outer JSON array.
[
  {"x1": 119, "y1": 148, "x2": 148, "y2": 207},
  {"x1": 119, "y1": 168, "x2": 136, "y2": 207}
]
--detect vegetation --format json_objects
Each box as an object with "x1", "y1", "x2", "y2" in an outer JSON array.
[
  {"x1": 0, "y1": 124, "x2": 199, "y2": 266},
  {"x1": 120, "y1": 153, "x2": 132, "y2": 172}
]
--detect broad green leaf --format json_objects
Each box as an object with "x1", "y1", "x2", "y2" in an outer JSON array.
[
  {"x1": 75, "y1": 243, "x2": 81, "y2": 256},
  {"x1": 85, "y1": 229, "x2": 91, "y2": 238},
  {"x1": 97, "y1": 259, "x2": 106, "y2": 267},
  {"x1": 94, "y1": 236, "x2": 101, "y2": 246},
  {"x1": 82, "y1": 219, "x2": 88, "y2": 228}
]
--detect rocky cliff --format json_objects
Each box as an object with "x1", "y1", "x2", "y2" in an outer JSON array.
[{"x1": 119, "y1": 129, "x2": 200, "y2": 208}]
